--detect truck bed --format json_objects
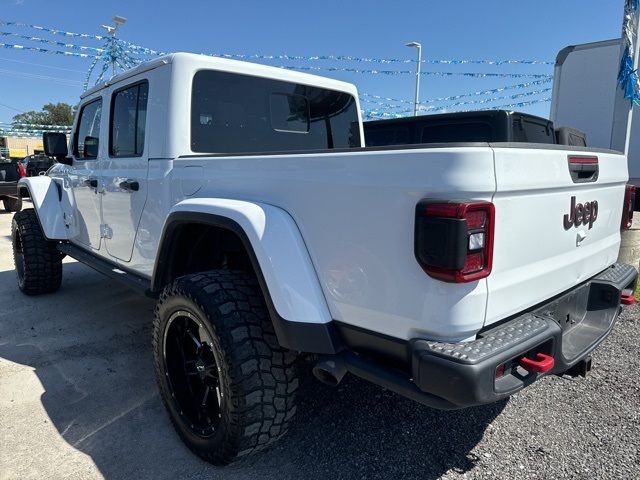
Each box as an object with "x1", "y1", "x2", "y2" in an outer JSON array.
[{"x1": 140, "y1": 142, "x2": 627, "y2": 344}]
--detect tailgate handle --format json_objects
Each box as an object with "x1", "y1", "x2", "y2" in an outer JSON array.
[{"x1": 568, "y1": 155, "x2": 598, "y2": 183}]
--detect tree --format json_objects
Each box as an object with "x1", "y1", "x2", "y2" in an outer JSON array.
[{"x1": 12, "y1": 103, "x2": 74, "y2": 127}]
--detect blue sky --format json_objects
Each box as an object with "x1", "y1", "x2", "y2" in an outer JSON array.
[{"x1": 0, "y1": 1, "x2": 625, "y2": 122}]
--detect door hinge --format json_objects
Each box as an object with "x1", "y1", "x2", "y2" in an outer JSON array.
[{"x1": 100, "y1": 224, "x2": 113, "y2": 239}]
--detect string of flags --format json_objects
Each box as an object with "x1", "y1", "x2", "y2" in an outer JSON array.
[
  {"x1": 0, "y1": 31, "x2": 104, "y2": 53},
  {"x1": 0, "y1": 18, "x2": 557, "y2": 129},
  {"x1": 360, "y1": 78, "x2": 552, "y2": 107}
]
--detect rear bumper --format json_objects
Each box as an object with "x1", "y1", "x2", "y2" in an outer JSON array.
[
  {"x1": 323, "y1": 263, "x2": 637, "y2": 410},
  {"x1": 412, "y1": 262, "x2": 637, "y2": 408}
]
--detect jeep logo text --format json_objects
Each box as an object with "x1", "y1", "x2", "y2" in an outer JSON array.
[{"x1": 563, "y1": 196, "x2": 598, "y2": 230}]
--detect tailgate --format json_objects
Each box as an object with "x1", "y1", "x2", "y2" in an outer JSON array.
[
  {"x1": 0, "y1": 162, "x2": 19, "y2": 182},
  {"x1": 485, "y1": 146, "x2": 627, "y2": 327}
]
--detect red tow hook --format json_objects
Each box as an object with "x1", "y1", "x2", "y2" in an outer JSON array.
[
  {"x1": 519, "y1": 353, "x2": 555, "y2": 374},
  {"x1": 621, "y1": 293, "x2": 636, "y2": 306}
]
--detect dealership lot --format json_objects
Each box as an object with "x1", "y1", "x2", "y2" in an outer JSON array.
[{"x1": 0, "y1": 207, "x2": 638, "y2": 480}]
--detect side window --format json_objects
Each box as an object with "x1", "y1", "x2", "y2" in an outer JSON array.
[
  {"x1": 110, "y1": 81, "x2": 149, "y2": 157},
  {"x1": 191, "y1": 70, "x2": 361, "y2": 154},
  {"x1": 74, "y1": 99, "x2": 102, "y2": 159}
]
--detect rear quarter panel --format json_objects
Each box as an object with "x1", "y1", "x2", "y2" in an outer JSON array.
[{"x1": 165, "y1": 147, "x2": 496, "y2": 342}]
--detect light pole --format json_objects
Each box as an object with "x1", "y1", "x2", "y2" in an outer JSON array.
[
  {"x1": 406, "y1": 42, "x2": 422, "y2": 116},
  {"x1": 101, "y1": 16, "x2": 127, "y2": 76}
]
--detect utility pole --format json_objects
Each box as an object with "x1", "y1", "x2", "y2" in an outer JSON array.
[{"x1": 406, "y1": 42, "x2": 422, "y2": 116}]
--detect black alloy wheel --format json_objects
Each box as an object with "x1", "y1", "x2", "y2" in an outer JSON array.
[{"x1": 163, "y1": 310, "x2": 223, "y2": 437}]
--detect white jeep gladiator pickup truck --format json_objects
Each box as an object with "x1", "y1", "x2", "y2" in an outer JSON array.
[{"x1": 12, "y1": 53, "x2": 638, "y2": 465}]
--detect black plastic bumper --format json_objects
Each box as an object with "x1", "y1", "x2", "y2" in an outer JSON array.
[{"x1": 410, "y1": 263, "x2": 637, "y2": 408}]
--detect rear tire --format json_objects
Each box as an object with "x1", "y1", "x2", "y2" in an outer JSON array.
[
  {"x1": 2, "y1": 196, "x2": 22, "y2": 212},
  {"x1": 12, "y1": 209, "x2": 62, "y2": 295},
  {"x1": 153, "y1": 270, "x2": 298, "y2": 465}
]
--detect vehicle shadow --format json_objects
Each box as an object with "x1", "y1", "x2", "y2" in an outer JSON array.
[{"x1": 0, "y1": 263, "x2": 505, "y2": 480}]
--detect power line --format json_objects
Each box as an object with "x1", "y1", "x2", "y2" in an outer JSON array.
[
  {"x1": 0, "y1": 55, "x2": 87, "y2": 73},
  {"x1": 0, "y1": 67, "x2": 83, "y2": 86},
  {"x1": 0, "y1": 101, "x2": 23, "y2": 113}
]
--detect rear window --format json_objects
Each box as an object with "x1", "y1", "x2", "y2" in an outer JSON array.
[{"x1": 191, "y1": 70, "x2": 361, "y2": 154}]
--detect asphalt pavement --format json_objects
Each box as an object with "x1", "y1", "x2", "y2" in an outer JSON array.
[{"x1": 0, "y1": 206, "x2": 638, "y2": 480}]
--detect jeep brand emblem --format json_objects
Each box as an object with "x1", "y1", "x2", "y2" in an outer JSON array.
[{"x1": 563, "y1": 196, "x2": 598, "y2": 230}]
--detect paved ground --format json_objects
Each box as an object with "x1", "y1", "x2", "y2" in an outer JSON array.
[{"x1": 0, "y1": 205, "x2": 639, "y2": 480}]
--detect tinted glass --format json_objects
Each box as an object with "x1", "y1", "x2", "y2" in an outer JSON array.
[
  {"x1": 270, "y1": 93, "x2": 309, "y2": 133},
  {"x1": 74, "y1": 99, "x2": 102, "y2": 159},
  {"x1": 110, "y1": 81, "x2": 148, "y2": 157},
  {"x1": 364, "y1": 126, "x2": 411, "y2": 147},
  {"x1": 191, "y1": 70, "x2": 361, "y2": 153},
  {"x1": 421, "y1": 122, "x2": 493, "y2": 143}
]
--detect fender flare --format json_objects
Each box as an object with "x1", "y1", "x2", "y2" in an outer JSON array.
[
  {"x1": 18, "y1": 177, "x2": 68, "y2": 240},
  {"x1": 151, "y1": 199, "x2": 342, "y2": 354}
]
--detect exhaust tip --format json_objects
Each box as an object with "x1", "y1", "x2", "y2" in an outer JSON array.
[{"x1": 312, "y1": 358, "x2": 347, "y2": 386}]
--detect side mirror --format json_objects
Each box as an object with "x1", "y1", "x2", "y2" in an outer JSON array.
[
  {"x1": 43, "y1": 132, "x2": 68, "y2": 157},
  {"x1": 43, "y1": 132, "x2": 72, "y2": 165}
]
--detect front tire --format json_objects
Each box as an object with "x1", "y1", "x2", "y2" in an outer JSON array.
[
  {"x1": 12, "y1": 209, "x2": 62, "y2": 295},
  {"x1": 3, "y1": 196, "x2": 22, "y2": 212},
  {"x1": 153, "y1": 270, "x2": 298, "y2": 465}
]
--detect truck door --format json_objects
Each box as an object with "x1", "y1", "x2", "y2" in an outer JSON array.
[
  {"x1": 68, "y1": 98, "x2": 103, "y2": 250},
  {"x1": 100, "y1": 80, "x2": 149, "y2": 262}
]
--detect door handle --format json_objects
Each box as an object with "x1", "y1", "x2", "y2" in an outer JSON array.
[
  {"x1": 84, "y1": 178, "x2": 98, "y2": 188},
  {"x1": 119, "y1": 179, "x2": 139, "y2": 192}
]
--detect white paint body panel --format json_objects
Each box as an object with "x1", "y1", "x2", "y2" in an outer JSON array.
[
  {"x1": 18, "y1": 176, "x2": 68, "y2": 240},
  {"x1": 486, "y1": 148, "x2": 626, "y2": 325},
  {"x1": 170, "y1": 199, "x2": 332, "y2": 325},
  {"x1": 165, "y1": 148, "x2": 496, "y2": 342}
]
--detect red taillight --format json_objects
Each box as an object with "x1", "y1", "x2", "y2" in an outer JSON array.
[
  {"x1": 17, "y1": 163, "x2": 26, "y2": 178},
  {"x1": 415, "y1": 200, "x2": 495, "y2": 283},
  {"x1": 568, "y1": 155, "x2": 598, "y2": 165},
  {"x1": 622, "y1": 184, "x2": 635, "y2": 230}
]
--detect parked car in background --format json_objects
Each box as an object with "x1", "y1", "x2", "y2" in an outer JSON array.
[
  {"x1": 21, "y1": 154, "x2": 55, "y2": 177},
  {"x1": 0, "y1": 158, "x2": 24, "y2": 211}
]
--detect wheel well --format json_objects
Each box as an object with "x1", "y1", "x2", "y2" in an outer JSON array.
[{"x1": 157, "y1": 222, "x2": 254, "y2": 289}]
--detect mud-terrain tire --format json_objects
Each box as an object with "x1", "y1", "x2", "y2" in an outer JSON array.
[
  {"x1": 153, "y1": 270, "x2": 298, "y2": 465},
  {"x1": 3, "y1": 196, "x2": 22, "y2": 212},
  {"x1": 12, "y1": 208, "x2": 62, "y2": 295}
]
